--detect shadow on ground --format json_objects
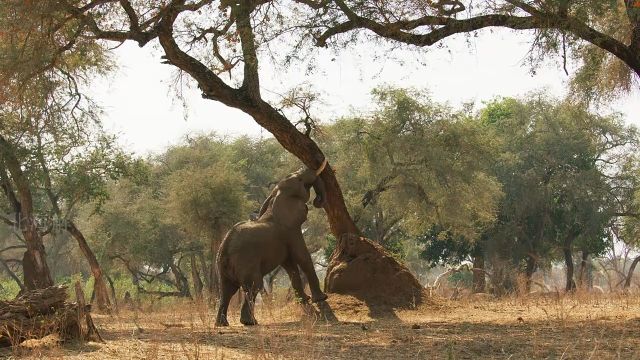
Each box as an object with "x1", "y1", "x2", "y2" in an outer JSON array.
[{"x1": 48, "y1": 316, "x2": 640, "y2": 359}]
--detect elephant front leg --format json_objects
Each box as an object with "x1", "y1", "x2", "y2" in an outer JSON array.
[
  {"x1": 282, "y1": 259, "x2": 310, "y2": 303},
  {"x1": 290, "y1": 236, "x2": 327, "y2": 303}
]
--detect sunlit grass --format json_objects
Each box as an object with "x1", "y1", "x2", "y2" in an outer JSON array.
[{"x1": 3, "y1": 289, "x2": 640, "y2": 359}]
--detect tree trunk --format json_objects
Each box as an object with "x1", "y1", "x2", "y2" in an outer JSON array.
[
  {"x1": 106, "y1": 275, "x2": 118, "y2": 310},
  {"x1": 563, "y1": 247, "x2": 576, "y2": 292},
  {"x1": 208, "y1": 233, "x2": 223, "y2": 297},
  {"x1": 170, "y1": 262, "x2": 191, "y2": 298},
  {"x1": 0, "y1": 142, "x2": 53, "y2": 290},
  {"x1": 524, "y1": 255, "x2": 537, "y2": 292},
  {"x1": 66, "y1": 222, "x2": 111, "y2": 312},
  {"x1": 21, "y1": 230, "x2": 53, "y2": 290},
  {"x1": 472, "y1": 255, "x2": 486, "y2": 293},
  {"x1": 624, "y1": 255, "x2": 640, "y2": 288},
  {"x1": 190, "y1": 254, "x2": 203, "y2": 300},
  {"x1": 577, "y1": 250, "x2": 589, "y2": 288},
  {"x1": 197, "y1": 252, "x2": 211, "y2": 296}
]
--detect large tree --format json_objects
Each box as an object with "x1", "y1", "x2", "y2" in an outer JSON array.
[
  {"x1": 53, "y1": 0, "x2": 427, "y2": 303},
  {"x1": 481, "y1": 95, "x2": 638, "y2": 292}
]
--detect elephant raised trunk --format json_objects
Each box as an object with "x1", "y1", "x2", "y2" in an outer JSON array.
[
  {"x1": 312, "y1": 159, "x2": 328, "y2": 209},
  {"x1": 315, "y1": 159, "x2": 327, "y2": 175}
]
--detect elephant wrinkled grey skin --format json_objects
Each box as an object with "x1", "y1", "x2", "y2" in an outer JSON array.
[{"x1": 215, "y1": 160, "x2": 329, "y2": 326}]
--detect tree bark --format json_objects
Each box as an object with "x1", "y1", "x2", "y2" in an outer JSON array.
[
  {"x1": 624, "y1": 255, "x2": 640, "y2": 288},
  {"x1": 66, "y1": 222, "x2": 111, "y2": 312},
  {"x1": 472, "y1": 255, "x2": 486, "y2": 293},
  {"x1": 190, "y1": 254, "x2": 203, "y2": 299},
  {"x1": 563, "y1": 247, "x2": 576, "y2": 292}
]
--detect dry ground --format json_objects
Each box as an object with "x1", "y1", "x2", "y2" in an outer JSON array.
[{"x1": 2, "y1": 291, "x2": 640, "y2": 359}]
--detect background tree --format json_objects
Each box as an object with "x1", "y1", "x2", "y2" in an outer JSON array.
[
  {"x1": 479, "y1": 95, "x2": 638, "y2": 292},
  {"x1": 165, "y1": 155, "x2": 251, "y2": 297},
  {"x1": 320, "y1": 87, "x2": 501, "y2": 255},
  {"x1": 0, "y1": 0, "x2": 113, "y2": 293}
]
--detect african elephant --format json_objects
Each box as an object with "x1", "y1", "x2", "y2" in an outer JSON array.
[{"x1": 215, "y1": 160, "x2": 329, "y2": 326}]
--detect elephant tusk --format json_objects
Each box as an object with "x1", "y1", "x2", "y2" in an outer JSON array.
[{"x1": 315, "y1": 159, "x2": 328, "y2": 175}]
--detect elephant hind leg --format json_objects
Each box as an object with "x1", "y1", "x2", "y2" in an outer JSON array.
[
  {"x1": 240, "y1": 278, "x2": 261, "y2": 326},
  {"x1": 215, "y1": 277, "x2": 239, "y2": 327}
]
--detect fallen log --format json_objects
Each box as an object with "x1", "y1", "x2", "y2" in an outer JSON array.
[{"x1": 0, "y1": 283, "x2": 102, "y2": 347}]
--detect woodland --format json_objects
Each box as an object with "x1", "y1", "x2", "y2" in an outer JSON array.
[{"x1": 0, "y1": 0, "x2": 640, "y2": 358}]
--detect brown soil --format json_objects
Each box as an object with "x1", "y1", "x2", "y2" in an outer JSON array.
[
  {"x1": 325, "y1": 235, "x2": 424, "y2": 307},
  {"x1": 3, "y1": 292, "x2": 639, "y2": 359}
]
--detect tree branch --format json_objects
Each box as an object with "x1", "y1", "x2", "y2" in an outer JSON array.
[
  {"x1": 323, "y1": 0, "x2": 640, "y2": 76},
  {"x1": 236, "y1": 1, "x2": 262, "y2": 100}
]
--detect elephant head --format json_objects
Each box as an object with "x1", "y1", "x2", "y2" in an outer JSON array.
[
  {"x1": 257, "y1": 159, "x2": 328, "y2": 227},
  {"x1": 293, "y1": 158, "x2": 327, "y2": 209}
]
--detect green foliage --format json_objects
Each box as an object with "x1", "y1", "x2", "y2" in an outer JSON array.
[
  {"x1": 480, "y1": 94, "x2": 638, "y2": 270},
  {"x1": 447, "y1": 270, "x2": 473, "y2": 288},
  {"x1": 0, "y1": 278, "x2": 21, "y2": 300},
  {"x1": 324, "y1": 234, "x2": 336, "y2": 262},
  {"x1": 320, "y1": 87, "x2": 502, "y2": 259},
  {"x1": 417, "y1": 225, "x2": 475, "y2": 268},
  {"x1": 166, "y1": 162, "x2": 250, "y2": 239}
]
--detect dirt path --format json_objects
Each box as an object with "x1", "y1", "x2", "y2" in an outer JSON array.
[{"x1": 3, "y1": 293, "x2": 640, "y2": 359}]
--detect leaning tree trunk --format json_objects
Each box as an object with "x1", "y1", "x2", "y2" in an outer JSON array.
[
  {"x1": 563, "y1": 248, "x2": 577, "y2": 292},
  {"x1": 624, "y1": 255, "x2": 640, "y2": 288},
  {"x1": 66, "y1": 222, "x2": 111, "y2": 312},
  {"x1": 32, "y1": 137, "x2": 111, "y2": 311}
]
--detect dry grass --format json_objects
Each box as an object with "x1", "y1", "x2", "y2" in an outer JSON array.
[{"x1": 3, "y1": 291, "x2": 640, "y2": 359}]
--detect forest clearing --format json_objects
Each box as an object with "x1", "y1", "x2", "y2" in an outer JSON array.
[{"x1": 3, "y1": 292, "x2": 640, "y2": 359}]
